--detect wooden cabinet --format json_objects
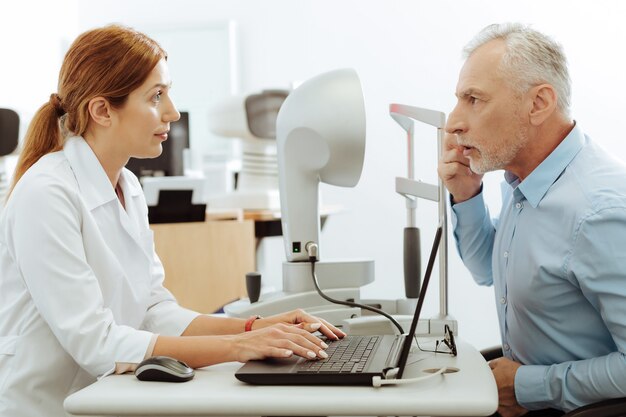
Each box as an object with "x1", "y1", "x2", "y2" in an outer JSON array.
[{"x1": 151, "y1": 219, "x2": 255, "y2": 314}]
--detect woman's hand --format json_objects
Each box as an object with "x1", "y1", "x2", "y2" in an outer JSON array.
[
  {"x1": 252, "y1": 309, "x2": 346, "y2": 340},
  {"x1": 232, "y1": 322, "x2": 334, "y2": 362},
  {"x1": 230, "y1": 309, "x2": 346, "y2": 363}
]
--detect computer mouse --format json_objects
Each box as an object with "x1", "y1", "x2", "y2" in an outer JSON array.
[{"x1": 135, "y1": 356, "x2": 195, "y2": 382}]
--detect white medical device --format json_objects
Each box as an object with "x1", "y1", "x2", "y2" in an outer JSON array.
[
  {"x1": 207, "y1": 90, "x2": 289, "y2": 210},
  {"x1": 224, "y1": 69, "x2": 374, "y2": 322},
  {"x1": 277, "y1": 69, "x2": 365, "y2": 262}
]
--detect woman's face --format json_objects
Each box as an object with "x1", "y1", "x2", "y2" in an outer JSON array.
[{"x1": 111, "y1": 59, "x2": 180, "y2": 160}]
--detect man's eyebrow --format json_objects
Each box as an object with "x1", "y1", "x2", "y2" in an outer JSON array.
[{"x1": 456, "y1": 88, "x2": 484, "y2": 99}]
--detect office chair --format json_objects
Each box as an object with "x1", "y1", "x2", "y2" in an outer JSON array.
[
  {"x1": 480, "y1": 347, "x2": 626, "y2": 417},
  {"x1": 0, "y1": 108, "x2": 19, "y2": 156},
  {"x1": 0, "y1": 108, "x2": 19, "y2": 202}
]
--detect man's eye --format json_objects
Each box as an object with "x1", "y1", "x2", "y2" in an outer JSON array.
[{"x1": 469, "y1": 96, "x2": 478, "y2": 104}]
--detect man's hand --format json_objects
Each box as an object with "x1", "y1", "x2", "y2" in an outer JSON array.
[
  {"x1": 489, "y1": 357, "x2": 528, "y2": 417},
  {"x1": 437, "y1": 133, "x2": 483, "y2": 203}
]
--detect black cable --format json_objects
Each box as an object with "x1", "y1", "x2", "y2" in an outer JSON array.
[{"x1": 309, "y1": 258, "x2": 405, "y2": 335}]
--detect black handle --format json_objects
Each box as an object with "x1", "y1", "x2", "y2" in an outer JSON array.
[
  {"x1": 245, "y1": 272, "x2": 262, "y2": 303},
  {"x1": 403, "y1": 227, "x2": 421, "y2": 299}
]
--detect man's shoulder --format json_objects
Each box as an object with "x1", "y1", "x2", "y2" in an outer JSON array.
[{"x1": 567, "y1": 141, "x2": 626, "y2": 210}]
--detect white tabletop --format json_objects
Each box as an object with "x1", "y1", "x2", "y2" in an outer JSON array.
[{"x1": 64, "y1": 338, "x2": 497, "y2": 416}]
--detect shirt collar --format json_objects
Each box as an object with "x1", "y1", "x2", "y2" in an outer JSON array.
[
  {"x1": 505, "y1": 123, "x2": 585, "y2": 208},
  {"x1": 63, "y1": 136, "x2": 143, "y2": 210}
]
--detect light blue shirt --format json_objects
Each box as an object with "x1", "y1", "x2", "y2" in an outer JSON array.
[{"x1": 451, "y1": 124, "x2": 626, "y2": 412}]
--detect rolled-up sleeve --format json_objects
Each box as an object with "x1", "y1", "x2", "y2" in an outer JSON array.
[{"x1": 140, "y1": 237, "x2": 200, "y2": 336}]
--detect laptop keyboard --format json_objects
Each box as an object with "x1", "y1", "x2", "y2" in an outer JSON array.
[{"x1": 296, "y1": 335, "x2": 380, "y2": 374}]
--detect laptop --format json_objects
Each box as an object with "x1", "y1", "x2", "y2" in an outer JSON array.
[{"x1": 235, "y1": 225, "x2": 443, "y2": 386}]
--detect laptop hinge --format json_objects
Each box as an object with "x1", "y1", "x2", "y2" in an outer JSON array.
[
  {"x1": 384, "y1": 335, "x2": 406, "y2": 370},
  {"x1": 382, "y1": 367, "x2": 399, "y2": 380}
]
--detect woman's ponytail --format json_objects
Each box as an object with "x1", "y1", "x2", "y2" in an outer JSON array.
[{"x1": 8, "y1": 95, "x2": 64, "y2": 195}]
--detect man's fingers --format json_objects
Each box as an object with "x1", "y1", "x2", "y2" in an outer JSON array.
[
  {"x1": 442, "y1": 146, "x2": 471, "y2": 166},
  {"x1": 488, "y1": 358, "x2": 501, "y2": 369},
  {"x1": 442, "y1": 133, "x2": 459, "y2": 150},
  {"x1": 439, "y1": 160, "x2": 473, "y2": 180}
]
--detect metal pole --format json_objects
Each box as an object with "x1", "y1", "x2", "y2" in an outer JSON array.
[
  {"x1": 437, "y1": 127, "x2": 448, "y2": 317},
  {"x1": 406, "y1": 125, "x2": 417, "y2": 227}
]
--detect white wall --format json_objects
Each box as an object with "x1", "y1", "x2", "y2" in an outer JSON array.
[
  {"x1": 1, "y1": 1, "x2": 78, "y2": 202},
  {"x1": 1, "y1": 1, "x2": 79, "y2": 141},
  {"x1": 18, "y1": 0, "x2": 626, "y2": 349}
]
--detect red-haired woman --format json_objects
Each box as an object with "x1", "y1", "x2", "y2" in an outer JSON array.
[{"x1": 0, "y1": 25, "x2": 342, "y2": 417}]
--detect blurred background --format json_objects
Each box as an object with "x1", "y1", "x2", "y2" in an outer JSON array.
[{"x1": 3, "y1": 0, "x2": 625, "y2": 350}]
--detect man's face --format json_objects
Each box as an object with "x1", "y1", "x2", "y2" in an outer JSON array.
[{"x1": 446, "y1": 40, "x2": 530, "y2": 175}]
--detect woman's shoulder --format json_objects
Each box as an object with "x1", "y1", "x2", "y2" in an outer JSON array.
[
  {"x1": 9, "y1": 151, "x2": 79, "y2": 207},
  {"x1": 25, "y1": 150, "x2": 75, "y2": 183}
]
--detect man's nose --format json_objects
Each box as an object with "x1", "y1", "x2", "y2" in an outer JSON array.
[{"x1": 445, "y1": 106, "x2": 466, "y2": 135}]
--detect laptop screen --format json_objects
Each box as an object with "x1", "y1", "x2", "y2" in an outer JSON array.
[{"x1": 395, "y1": 224, "x2": 443, "y2": 379}]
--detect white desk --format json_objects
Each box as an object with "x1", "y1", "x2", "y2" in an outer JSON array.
[{"x1": 64, "y1": 338, "x2": 497, "y2": 416}]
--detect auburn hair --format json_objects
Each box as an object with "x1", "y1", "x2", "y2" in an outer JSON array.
[{"x1": 9, "y1": 24, "x2": 166, "y2": 194}]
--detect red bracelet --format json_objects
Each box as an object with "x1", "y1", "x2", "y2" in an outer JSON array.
[{"x1": 245, "y1": 315, "x2": 261, "y2": 332}]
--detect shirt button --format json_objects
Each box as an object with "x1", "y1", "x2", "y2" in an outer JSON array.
[
  {"x1": 500, "y1": 297, "x2": 506, "y2": 304},
  {"x1": 515, "y1": 202, "x2": 523, "y2": 209},
  {"x1": 503, "y1": 251, "x2": 509, "y2": 258},
  {"x1": 504, "y1": 344, "x2": 510, "y2": 351}
]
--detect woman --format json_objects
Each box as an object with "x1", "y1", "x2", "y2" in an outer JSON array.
[{"x1": 0, "y1": 25, "x2": 343, "y2": 417}]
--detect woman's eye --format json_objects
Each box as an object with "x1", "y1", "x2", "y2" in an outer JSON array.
[{"x1": 152, "y1": 91, "x2": 162, "y2": 102}]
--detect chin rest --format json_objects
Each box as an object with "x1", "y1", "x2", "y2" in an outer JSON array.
[{"x1": 480, "y1": 346, "x2": 626, "y2": 417}]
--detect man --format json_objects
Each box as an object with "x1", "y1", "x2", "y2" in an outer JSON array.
[{"x1": 438, "y1": 23, "x2": 626, "y2": 416}]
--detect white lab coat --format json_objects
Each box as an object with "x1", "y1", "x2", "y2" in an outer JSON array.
[{"x1": 0, "y1": 136, "x2": 200, "y2": 417}]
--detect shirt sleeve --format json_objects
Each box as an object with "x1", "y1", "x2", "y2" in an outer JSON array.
[
  {"x1": 6, "y1": 179, "x2": 154, "y2": 377},
  {"x1": 123, "y1": 169, "x2": 201, "y2": 336},
  {"x1": 113, "y1": 333, "x2": 159, "y2": 375},
  {"x1": 514, "y1": 206, "x2": 626, "y2": 411},
  {"x1": 450, "y1": 188, "x2": 496, "y2": 286},
  {"x1": 140, "y1": 249, "x2": 200, "y2": 336}
]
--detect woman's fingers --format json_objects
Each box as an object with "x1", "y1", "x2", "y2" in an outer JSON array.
[
  {"x1": 237, "y1": 323, "x2": 330, "y2": 362},
  {"x1": 277, "y1": 336, "x2": 329, "y2": 360},
  {"x1": 317, "y1": 319, "x2": 345, "y2": 340},
  {"x1": 294, "y1": 310, "x2": 346, "y2": 340}
]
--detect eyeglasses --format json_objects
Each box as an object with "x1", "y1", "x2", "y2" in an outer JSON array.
[{"x1": 415, "y1": 324, "x2": 457, "y2": 356}]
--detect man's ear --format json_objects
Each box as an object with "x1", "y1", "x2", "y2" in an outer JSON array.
[
  {"x1": 528, "y1": 84, "x2": 558, "y2": 126},
  {"x1": 87, "y1": 97, "x2": 113, "y2": 127}
]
